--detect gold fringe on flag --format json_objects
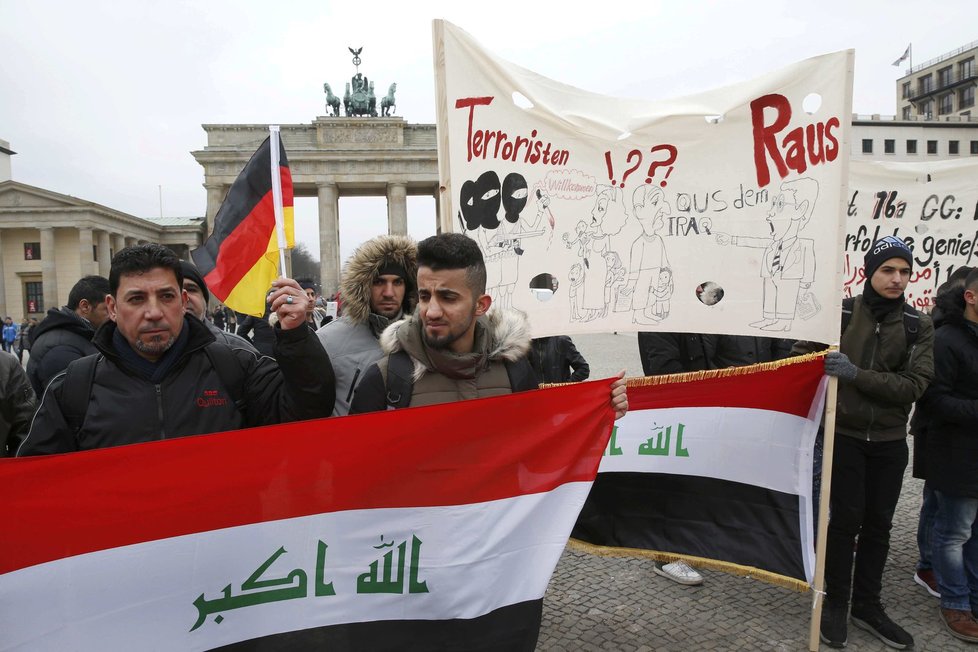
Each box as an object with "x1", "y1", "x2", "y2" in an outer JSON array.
[
  {"x1": 624, "y1": 350, "x2": 828, "y2": 388},
  {"x1": 566, "y1": 538, "x2": 810, "y2": 593},
  {"x1": 539, "y1": 349, "x2": 829, "y2": 390}
]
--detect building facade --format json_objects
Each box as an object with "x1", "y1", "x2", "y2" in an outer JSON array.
[
  {"x1": 896, "y1": 41, "x2": 977, "y2": 120},
  {"x1": 0, "y1": 147, "x2": 204, "y2": 320},
  {"x1": 850, "y1": 114, "x2": 978, "y2": 161}
]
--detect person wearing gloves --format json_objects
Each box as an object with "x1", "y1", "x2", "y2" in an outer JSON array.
[{"x1": 796, "y1": 236, "x2": 934, "y2": 650}]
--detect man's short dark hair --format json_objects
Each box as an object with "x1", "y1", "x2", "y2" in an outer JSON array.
[
  {"x1": 965, "y1": 268, "x2": 978, "y2": 293},
  {"x1": 417, "y1": 233, "x2": 487, "y2": 295},
  {"x1": 67, "y1": 275, "x2": 111, "y2": 310},
  {"x1": 109, "y1": 244, "x2": 183, "y2": 296}
]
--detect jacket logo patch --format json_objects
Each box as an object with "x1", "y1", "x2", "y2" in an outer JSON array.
[{"x1": 197, "y1": 389, "x2": 229, "y2": 408}]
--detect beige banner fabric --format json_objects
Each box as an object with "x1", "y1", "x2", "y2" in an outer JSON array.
[
  {"x1": 847, "y1": 158, "x2": 978, "y2": 311},
  {"x1": 434, "y1": 20, "x2": 852, "y2": 343}
]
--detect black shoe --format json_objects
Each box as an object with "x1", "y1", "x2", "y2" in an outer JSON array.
[
  {"x1": 850, "y1": 602, "x2": 914, "y2": 649},
  {"x1": 820, "y1": 601, "x2": 848, "y2": 648}
]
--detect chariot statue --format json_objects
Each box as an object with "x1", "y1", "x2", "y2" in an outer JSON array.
[{"x1": 322, "y1": 47, "x2": 397, "y2": 118}]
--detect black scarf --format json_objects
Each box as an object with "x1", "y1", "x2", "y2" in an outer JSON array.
[
  {"x1": 111, "y1": 317, "x2": 191, "y2": 384},
  {"x1": 862, "y1": 280, "x2": 905, "y2": 323}
]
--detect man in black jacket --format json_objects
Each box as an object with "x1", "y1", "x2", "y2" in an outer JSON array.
[
  {"x1": 530, "y1": 335, "x2": 589, "y2": 383},
  {"x1": 921, "y1": 268, "x2": 978, "y2": 642},
  {"x1": 18, "y1": 244, "x2": 335, "y2": 455},
  {"x1": 27, "y1": 275, "x2": 110, "y2": 396}
]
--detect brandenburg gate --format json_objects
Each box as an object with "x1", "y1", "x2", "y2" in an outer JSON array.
[{"x1": 191, "y1": 117, "x2": 439, "y2": 294}]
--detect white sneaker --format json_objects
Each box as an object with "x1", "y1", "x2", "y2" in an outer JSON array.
[{"x1": 654, "y1": 560, "x2": 704, "y2": 585}]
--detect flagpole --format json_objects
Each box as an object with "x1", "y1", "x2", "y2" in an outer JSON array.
[
  {"x1": 909, "y1": 43, "x2": 913, "y2": 71},
  {"x1": 269, "y1": 125, "x2": 288, "y2": 277},
  {"x1": 808, "y1": 374, "x2": 839, "y2": 651}
]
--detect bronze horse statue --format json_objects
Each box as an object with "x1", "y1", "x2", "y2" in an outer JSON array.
[
  {"x1": 323, "y1": 83, "x2": 341, "y2": 117},
  {"x1": 381, "y1": 83, "x2": 397, "y2": 117}
]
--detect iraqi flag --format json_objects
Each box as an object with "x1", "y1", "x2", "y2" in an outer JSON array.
[
  {"x1": 0, "y1": 380, "x2": 616, "y2": 651},
  {"x1": 192, "y1": 130, "x2": 294, "y2": 317},
  {"x1": 572, "y1": 355, "x2": 826, "y2": 589}
]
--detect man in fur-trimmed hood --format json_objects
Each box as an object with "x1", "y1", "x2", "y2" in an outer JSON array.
[
  {"x1": 316, "y1": 234, "x2": 417, "y2": 415},
  {"x1": 348, "y1": 233, "x2": 628, "y2": 419}
]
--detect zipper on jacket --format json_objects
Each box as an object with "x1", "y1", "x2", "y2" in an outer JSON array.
[
  {"x1": 345, "y1": 368, "x2": 362, "y2": 405},
  {"x1": 156, "y1": 384, "x2": 166, "y2": 439}
]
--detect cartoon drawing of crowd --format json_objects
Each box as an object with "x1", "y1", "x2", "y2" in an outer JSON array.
[{"x1": 561, "y1": 184, "x2": 632, "y2": 321}]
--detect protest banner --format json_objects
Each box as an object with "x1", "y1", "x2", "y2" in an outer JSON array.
[
  {"x1": 572, "y1": 355, "x2": 827, "y2": 590},
  {"x1": 433, "y1": 20, "x2": 853, "y2": 343},
  {"x1": 0, "y1": 381, "x2": 615, "y2": 651},
  {"x1": 846, "y1": 158, "x2": 978, "y2": 310}
]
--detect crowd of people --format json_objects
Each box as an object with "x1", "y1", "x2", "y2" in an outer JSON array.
[{"x1": 3, "y1": 232, "x2": 978, "y2": 648}]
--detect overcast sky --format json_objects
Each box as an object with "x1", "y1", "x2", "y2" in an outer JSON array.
[{"x1": 2, "y1": 0, "x2": 975, "y2": 264}]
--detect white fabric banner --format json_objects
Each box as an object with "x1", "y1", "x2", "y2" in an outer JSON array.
[
  {"x1": 847, "y1": 159, "x2": 978, "y2": 311},
  {"x1": 434, "y1": 20, "x2": 853, "y2": 342}
]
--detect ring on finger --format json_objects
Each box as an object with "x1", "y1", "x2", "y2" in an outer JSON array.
[{"x1": 286, "y1": 295, "x2": 294, "y2": 305}]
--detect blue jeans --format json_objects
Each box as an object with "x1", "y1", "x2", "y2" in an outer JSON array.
[
  {"x1": 917, "y1": 481, "x2": 937, "y2": 570},
  {"x1": 932, "y1": 490, "x2": 978, "y2": 611}
]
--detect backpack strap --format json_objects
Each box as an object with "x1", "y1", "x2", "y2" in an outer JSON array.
[
  {"x1": 203, "y1": 342, "x2": 247, "y2": 412},
  {"x1": 840, "y1": 296, "x2": 856, "y2": 337},
  {"x1": 902, "y1": 304, "x2": 920, "y2": 348},
  {"x1": 384, "y1": 350, "x2": 414, "y2": 409},
  {"x1": 62, "y1": 354, "x2": 99, "y2": 437},
  {"x1": 383, "y1": 352, "x2": 539, "y2": 407}
]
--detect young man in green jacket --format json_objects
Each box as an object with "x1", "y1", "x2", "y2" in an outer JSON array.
[{"x1": 800, "y1": 236, "x2": 934, "y2": 649}]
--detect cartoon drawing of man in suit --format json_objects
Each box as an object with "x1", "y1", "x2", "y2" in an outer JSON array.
[{"x1": 716, "y1": 177, "x2": 818, "y2": 331}]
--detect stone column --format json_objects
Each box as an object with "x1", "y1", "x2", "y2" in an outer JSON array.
[
  {"x1": 40, "y1": 227, "x2": 58, "y2": 311},
  {"x1": 317, "y1": 182, "x2": 341, "y2": 296},
  {"x1": 112, "y1": 234, "x2": 126, "y2": 258},
  {"x1": 433, "y1": 186, "x2": 442, "y2": 235},
  {"x1": 78, "y1": 227, "x2": 95, "y2": 276},
  {"x1": 204, "y1": 183, "x2": 226, "y2": 236},
  {"x1": 97, "y1": 231, "x2": 112, "y2": 277},
  {"x1": 386, "y1": 182, "x2": 408, "y2": 235},
  {"x1": 0, "y1": 230, "x2": 7, "y2": 318},
  {"x1": 125, "y1": 237, "x2": 138, "y2": 248}
]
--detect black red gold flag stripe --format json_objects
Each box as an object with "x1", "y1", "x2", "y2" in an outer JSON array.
[{"x1": 192, "y1": 135, "x2": 294, "y2": 317}]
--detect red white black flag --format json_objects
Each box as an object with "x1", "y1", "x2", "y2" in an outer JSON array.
[
  {"x1": 573, "y1": 355, "x2": 826, "y2": 589},
  {"x1": 1, "y1": 380, "x2": 616, "y2": 650}
]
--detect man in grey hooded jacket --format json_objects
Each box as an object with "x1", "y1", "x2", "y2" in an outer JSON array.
[{"x1": 317, "y1": 234, "x2": 417, "y2": 415}]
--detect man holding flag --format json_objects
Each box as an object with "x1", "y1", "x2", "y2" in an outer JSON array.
[{"x1": 19, "y1": 243, "x2": 334, "y2": 455}]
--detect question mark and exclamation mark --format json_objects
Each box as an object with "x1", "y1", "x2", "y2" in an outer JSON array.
[{"x1": 604, "y1": 145, "x2": 678, "y2": 188}]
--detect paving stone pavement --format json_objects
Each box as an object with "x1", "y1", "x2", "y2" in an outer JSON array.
[{"x1": 536, "y1": 333, "x2": 970, "y2": 651}]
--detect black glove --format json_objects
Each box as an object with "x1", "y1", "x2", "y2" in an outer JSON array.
[{"x1": 824, "y1": 351, "x2": 858, "y2": 381}]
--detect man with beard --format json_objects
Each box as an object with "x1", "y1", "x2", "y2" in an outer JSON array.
[
  {"x1": 19, "y1": 244, "x2": 335, "y2": 455},
  {"x1": 795, "y1": 236, "x2": 934, "y2": 649},
  {"x1": 317, "y1": 234, "x2": 417, "y2": 416},
  {"x1": 349, "y1": 233, "x2": 628, "y2": 418}
]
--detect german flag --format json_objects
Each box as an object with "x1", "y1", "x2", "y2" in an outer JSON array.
[{"x1": 192, "y1": 135, "x2": 294, "y2": 317}]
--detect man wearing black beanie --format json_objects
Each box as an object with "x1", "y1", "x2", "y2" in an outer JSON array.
[{"x1": 797, "y1": 235, "x2": 934, "y2": 649}]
